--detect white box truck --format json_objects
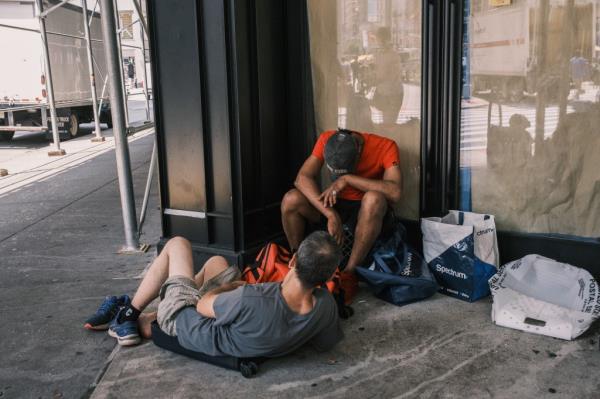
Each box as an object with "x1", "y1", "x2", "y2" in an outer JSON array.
[
  {"x1": 469, "y1": 0, "x2": 596, "y2": 101},
  {"x1": 0, "y1": 0, "x2": 111, "y2": 141}
]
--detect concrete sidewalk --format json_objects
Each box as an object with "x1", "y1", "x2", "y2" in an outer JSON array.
[
  {"x1": 91, "y1": 293, "x2": 600, "y2": 398},
  {"x1": 2, "y1": 126, "x2": 600, "y2": 398},
  {"x1": 0, "y1": 129, "x2": 161, "y2": 398}
]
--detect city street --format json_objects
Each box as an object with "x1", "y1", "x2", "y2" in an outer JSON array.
[
  {"x1": 460, "y1": 82, "x2": 600, "y2": 167},
  {"x1": 0, "y1": 99, "x2": 160, "y2": 398}
]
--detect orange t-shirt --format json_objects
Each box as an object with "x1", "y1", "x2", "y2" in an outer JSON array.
[{"x1": 312, "y1": 130, "x2": 400, "y2": 201}]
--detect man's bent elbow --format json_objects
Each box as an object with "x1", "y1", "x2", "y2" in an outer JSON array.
[
  {"x1": 294, "y1": 174, "x2": 312, "y2": 190},
  {"x1": 389, "y1": 188, "x2": 402, "y2": 205}
]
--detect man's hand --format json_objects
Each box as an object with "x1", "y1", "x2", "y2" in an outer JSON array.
[
  {"x1": 319, "y1": 175, "x2": 348, "y2": 208},
  {"x1": 216, "y1": 281, "x2": 246, "y2": 292},
  {"x1": 196, "y1": 281, "x2": 246, "y2": 318},
  {"x1": 327, "y1": 211, "x2": 343, "y2": 245}
]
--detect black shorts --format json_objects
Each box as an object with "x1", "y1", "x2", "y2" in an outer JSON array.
[
  {"x1": 315, "y1": 199, "x2": 396, "y2": 269},
  {"x1": 318, "y1": 199, "x2": 396, "y2": 238}
]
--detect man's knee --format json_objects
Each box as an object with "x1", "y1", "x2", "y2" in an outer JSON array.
[
  {"x1": 360, "y1": 191, "x2": 387, "y2": 219},
  {"x1": 281, "y1": 189, "x2": 307, "y2": 214},
  {"x1": 166, "y1": 236, "x2": 192, "y2": 252}
]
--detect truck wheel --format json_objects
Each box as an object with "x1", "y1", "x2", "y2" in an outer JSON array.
[
  {"x1": 0, "y1": 131, "x2": 15, "y2": 142},
  {"x1": 68, "y1": 113, "x2": 80, "y2": 138},
  {"x1": 102, "y1": 111, "x2": 113, "y2": 129}
]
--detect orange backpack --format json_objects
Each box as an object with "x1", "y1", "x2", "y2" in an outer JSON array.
[
  {"x1": 241, "y1": 242, "x2": 354, "y2": 318},
  {"x1": 242, "y1": 243, "x2": 292, "y2": 284}
]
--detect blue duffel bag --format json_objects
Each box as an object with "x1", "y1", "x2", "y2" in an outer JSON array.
[{"x1": 356, "y1": 227, "x2": 438, "y2": 306}]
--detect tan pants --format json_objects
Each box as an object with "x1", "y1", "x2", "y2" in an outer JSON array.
[{"x1": 156, "y1": 266, "x2": 241, "y2": 336}]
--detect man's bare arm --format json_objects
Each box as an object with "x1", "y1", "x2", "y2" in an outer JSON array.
[
  {"x1": 294, "y1": 156, "x2": 336, "y2": 217},
  {"x1": 294, "y1": 155, "x2": 343, "y2": 244},
  {"x1": 196, "y1": 281, "x2": 245, "y2": 318},
  {"x1": 321, "y1": 165, "x2": 402, "y2": 206},
  {"x1": 344, "y1": 165, "x2": 402, "y2": 203}
]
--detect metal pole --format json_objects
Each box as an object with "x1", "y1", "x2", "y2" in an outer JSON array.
[
  {"x1": 132, "y1": 0, "x2": 150, "y2": 121},
  {"x1": 131, "y1": 0, "x2": 148, "y2": 38},
  {"x1": 100, "y1": 0, "x2": 139, "y2": 251},
  {"x1": 39, "y1": 0, "x2": 70, "y2": 18},
  {"x1": 138, "y1": 137, "x2": 157, "y2": 237},
  {"x1": 534, "y1": 0, "x2": 550, "y2": 157},
  {"x1": 89, "y1": 0, "x2": 98, "y2": 27},
  {"x1": 113, "y1": 0, "x2": 129, "y2": 128},
  {"x1": 97, "y1": 75, "x2": 109, "y2": 116},
  {"x1": 81, "y1": 0, "x2": 104, "y2": 142},
  {"x1": 36, "y1": 0, "x2": 65, "y2": 156},
  {"x1": 558, "y1": 0, "x2": 575, "y2": 122},
  {"x1": 140, "y1": 33, "x2": 150, "y2": 121}
]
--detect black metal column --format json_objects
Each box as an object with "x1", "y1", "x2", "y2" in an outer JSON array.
[
  {"x1": 420, "y1": 0, "x2": 463, "y2": 218},
  {"x1": 148, "y1": 0, "x2": 310, "y2": 266}
]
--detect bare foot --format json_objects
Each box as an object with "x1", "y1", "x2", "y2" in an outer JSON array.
[{"x1": 138, "y1": 312, "x2": 157, "y2": 339}]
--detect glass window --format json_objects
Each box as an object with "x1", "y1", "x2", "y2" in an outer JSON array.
[
  {"x1": 307, "y1": 0, "x2": 422, "y2": 220},
  {"x1": 460, "y1": 0, "x2": 600, "y2": 238}
]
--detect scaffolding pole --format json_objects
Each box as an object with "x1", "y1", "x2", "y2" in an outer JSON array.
[
  {"x1": 81, "y1": 0, "x2": 105, "y2": 142},
  {"x1": 138, "y1": 137, "x2": 157, "y2": 237},
  {"x1": 100, "y1": 0, "x2": 139, "y2": 251},
  {"x1": 133, "y1": 0, "x2": 154, "y2": 239},
  {"x1": 89, "y1": 0, "x2": 98, "y2": 27},
  {"x1": 35, "y1": 0, "x2": 65, "y2": 156},
  {"x1": 113, "y1": 0, "x2": 129, "y2": 129},
  {"x1": 132, "y1": 0, "x2": 150, "y2": 121},
  {"x1": 140, "y1": 29, "x2": 150, "y2": 121},
  {"x1": 131, "y1": 0, "x2": 148, "y2": 36},
  {"x1": 97, "y1": 74, "x2": 109, "y2": 117}
]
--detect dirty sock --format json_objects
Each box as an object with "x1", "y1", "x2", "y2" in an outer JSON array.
[{"x1": 117, "y1": 304, "x2": 141, "y2": 323}]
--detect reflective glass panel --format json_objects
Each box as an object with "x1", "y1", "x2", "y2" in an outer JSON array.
[
  {"x1": 461, "y1": 0, "x2": 600, "y2": 238},
  {"x1": 307, "y1": 0, "x2": 422, "y2": 219}
]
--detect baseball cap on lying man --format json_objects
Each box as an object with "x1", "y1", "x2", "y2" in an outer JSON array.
[{"x1": 324, "y1": 129, "x2": 360, "y2": 179}]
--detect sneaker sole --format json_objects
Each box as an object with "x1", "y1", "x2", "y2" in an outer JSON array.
[
  {"x1": 117, "y1": 335, "x2": 141, "y2": 346},
  {"x1": 108, "y1": 328, "x2": 141, "y2": 346},
  {"x1": 84, "y1": 323, "x2": 109, "y2": 331}
]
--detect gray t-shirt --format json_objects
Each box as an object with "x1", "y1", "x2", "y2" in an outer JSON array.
[{"x1": 175, "y1": 282, "x2": 343, "y2": 358}]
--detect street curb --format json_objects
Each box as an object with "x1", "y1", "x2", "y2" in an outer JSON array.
[{"x1": 83, "y1": 342, "x2": 121, "y2": 399}]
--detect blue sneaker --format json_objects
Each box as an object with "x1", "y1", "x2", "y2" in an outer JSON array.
[
  {"x1": 108, "y1": 308, "x2": 141, "y2": 346},
  {"x1": 84, "y1": 295, "x2": 130, "y2": 331}
]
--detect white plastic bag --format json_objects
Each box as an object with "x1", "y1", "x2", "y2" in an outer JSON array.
[
  {"x1": 422, "y1": 210, "x2": 499, "y2": 267},
  {"x1": 489, "y1": 254, "x2": 600, "y2": 340},
  {"x1": 421, "y1": 210, "x2": 499, "y2": 301}
]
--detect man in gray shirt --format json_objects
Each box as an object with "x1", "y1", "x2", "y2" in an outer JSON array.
[{"x1": 87, "y1": 231, "x2": 343, "y2": 358}]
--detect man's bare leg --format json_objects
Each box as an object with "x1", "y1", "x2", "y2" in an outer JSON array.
[
  {"x1": 345, "y1": 191, "x2": 387, "y2": 271},
  {"x1": 193, "y1": 256, "x2": 230, "y2": 287},
  {"x1": 281, "y1": 189, "x2": 320, "y2": 250},
  {"x1": 138, "y1": 256, "x2": 229, "y2": 339},
  {"x1": 131, "y1": 236, "x2": 195, "y2": 312}
]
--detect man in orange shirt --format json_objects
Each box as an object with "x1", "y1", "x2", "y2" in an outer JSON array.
[{"x1": 281, "y1": 128, "x2": 402, "y2": 302}]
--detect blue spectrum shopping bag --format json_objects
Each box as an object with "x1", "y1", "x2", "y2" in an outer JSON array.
[
  {"x1": 421, "y1": 211, "x2": 498, "y2": 302},
  {"x1": 356, "y1": 227, "x2": 438, "y2": 306}
]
